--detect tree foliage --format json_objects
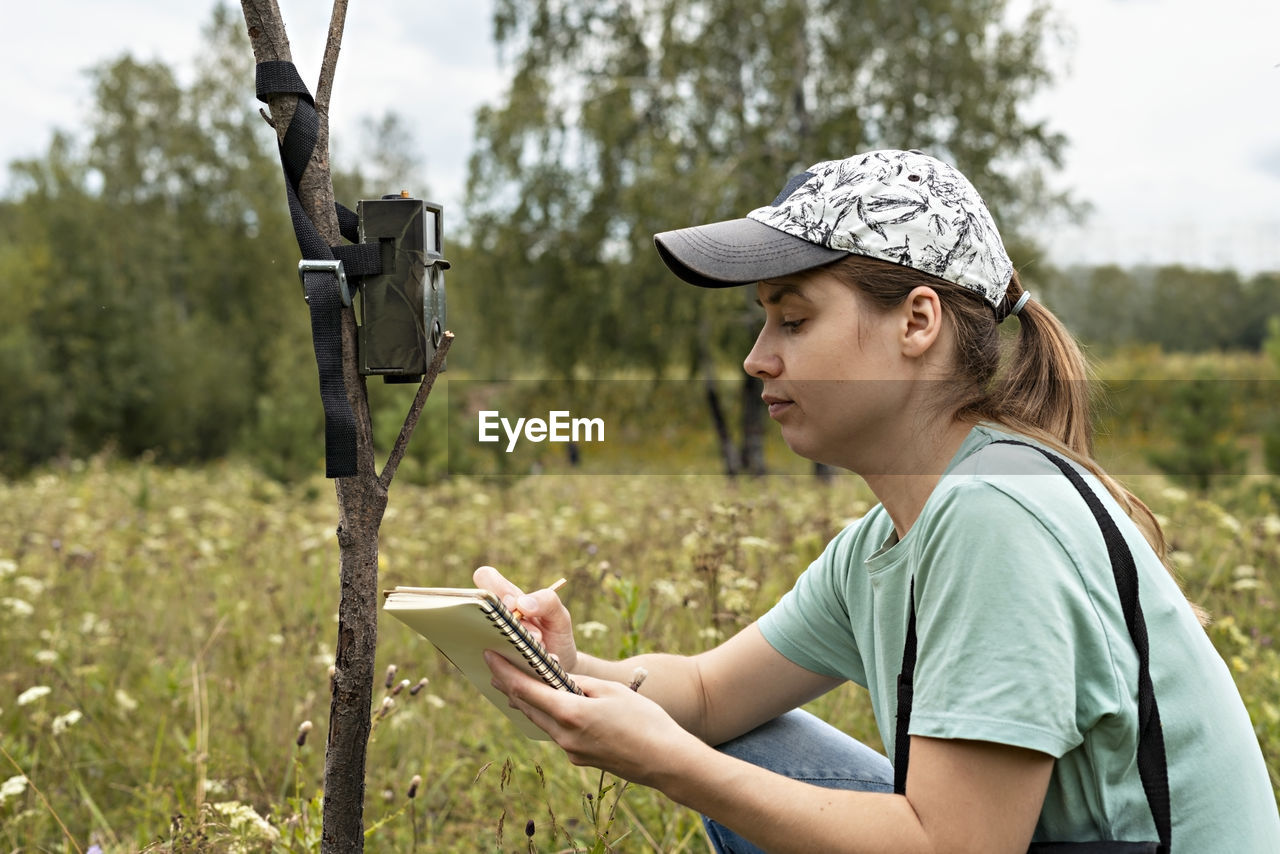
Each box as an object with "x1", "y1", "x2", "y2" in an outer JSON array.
[
  {"x1": 464, "y1": 0, "x2": 1074, "y2": 378},
  {"x1": 0, "y1": 4, "x2": 429, "y2": 477}
]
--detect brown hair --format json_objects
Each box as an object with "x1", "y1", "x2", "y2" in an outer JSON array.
[{"x1": 827, "y1": 254, "x2": 1206, "y2": 623}]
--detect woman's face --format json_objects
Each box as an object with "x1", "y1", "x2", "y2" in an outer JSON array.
[{"x1": 743, "y1": 270, "x2": 926, "y2": 470}]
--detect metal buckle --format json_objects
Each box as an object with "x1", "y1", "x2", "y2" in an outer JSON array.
[{"x1": 297, "y1": 259, "x2": 352, "y2": 307}]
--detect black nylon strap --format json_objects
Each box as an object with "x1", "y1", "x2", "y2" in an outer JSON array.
[
  {"x1": 303, "y1": 269, "x2": 357, "y2": 478},
  {"x1": 893, "y1": 440, "x2": 1171, "y2": 853},
  {"x1": 893, "y1": 575, "x2": 917, "y2": 796},
  {"x1": 256, "y1": 60, "x2": 380, "y2": 478},
  {"x1": 331, "y1": 241, "x2": 383, "y2": 278}
]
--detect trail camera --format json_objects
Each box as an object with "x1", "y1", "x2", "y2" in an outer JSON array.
[{"x1": 355, "y1": 194, "x2": 449, "y2": 382}]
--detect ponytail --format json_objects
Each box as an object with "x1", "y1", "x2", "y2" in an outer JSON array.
[{"x1": 828, "y1": 255, "x2": 1207, "y2": 624}]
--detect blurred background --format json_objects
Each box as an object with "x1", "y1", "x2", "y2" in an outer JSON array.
[
  {"x1": 0, "y1": 0, "x2": 1278, "y2": 480},
  {"x1": 1, "y1": 2, "x2": 1278, "y2": 851}
]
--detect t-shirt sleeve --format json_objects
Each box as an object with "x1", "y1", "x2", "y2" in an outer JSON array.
[
  {"x1": 908, "y1": 481, "x2": 1121, "y2": 759},
  {"x1": 757, "y1": 523, "x2": 869, "y2": 686}
]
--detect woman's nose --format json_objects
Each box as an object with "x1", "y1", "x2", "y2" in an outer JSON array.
[{"x1": 743, "y1": 331, "x2": 781, "y2": 378}]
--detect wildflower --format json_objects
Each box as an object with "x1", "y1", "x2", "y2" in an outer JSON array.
[
  {"x1": 34, "y1": 650, "x2": 58, "y2": 665},
  {"x1": 391, "y1": 678, "x2": 410, "y2": 696},
  {"x1": 51, "y1": 709, "x2": 82, "y2": 736},
  {"x1": 578, "y1": 621, "x2": 609, "y2": 639},
  {"x1": 1262, "y1": 515, "x2": 1280, "y2": 537},
  {"x1": 653, "y1": 579, "x2": 682, "y2": 604},
  {"x1": 409, "y1": 677, "x2": 429, "y2": 696},
  {"x1": 384, "y1": 664, "x2": 398, "y2": 689},
  {"x1": 17, "y1": 685, "x2": 51, "y2": 706},
  {"x1": 15, "y1": 577, "x2": 45, "y2": 597},
  {"x1": 2, "y1": 598, "x2": 34, "y2": 617},
  {"x1": 296, "y1": 720, "x2": 313, "y2": 747},
  {"x1": 424, "y1": 694, "x2": 446, "y2": 710},
  {"x1": 0, "y1": 559, "x2": 17, "y2": 576},
  {"x1": 1217, "y1": 513, "x2": 1242, "y2": 535},
  {"x1": 1160, "y1": 487, "x2": 1188, "y2": 504},
  {"x1": 376, "y1": 697, "x2": 395, "y2": 719},
  {"x1": 0, "y1": 775, "x2": 27, "y2": 807},
  {"x1": 525, "y1": 819, "x2": 536, "y2": 838},
  {"x1": 210, "y1": 801, "x2": 280, "y2": 843},
  {"x1": 408, "y1": 774, "x2": 422, "y2": 799},
  {"x1": 115, "y1": 689, "x2": 138, "y2": 713}
]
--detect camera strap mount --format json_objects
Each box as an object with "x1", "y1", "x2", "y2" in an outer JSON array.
[{"x1": 255, "y1": 60, "x2": 385, "y2": 478}]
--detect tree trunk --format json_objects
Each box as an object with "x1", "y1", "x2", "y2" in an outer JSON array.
[
  {"x1": 739, "y1": 374, "x2": 766, "y2": 475},
  {"x1": 238, "y1": 3, "x2": 394, "y2": 851}
]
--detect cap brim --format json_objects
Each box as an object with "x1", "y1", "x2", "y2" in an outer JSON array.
[{"x1": 653, "y1": 217, "x2": 848, "y2": 288}]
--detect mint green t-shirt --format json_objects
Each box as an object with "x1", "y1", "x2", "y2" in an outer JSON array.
[{"x1": 758, "y1": 425, "x2": 1279, "y2": 850}]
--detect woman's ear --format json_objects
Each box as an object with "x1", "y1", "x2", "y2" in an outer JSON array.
[{"x1": 900, "y1": 285, "x2": 944, "y2": 359}]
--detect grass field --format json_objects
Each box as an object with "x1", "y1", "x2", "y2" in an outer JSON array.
[{"x1": 2, "y1": 411, "x2": 1279, "y2": 850}]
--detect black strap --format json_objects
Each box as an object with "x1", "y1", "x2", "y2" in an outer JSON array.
[
  {"x1": 893, "y1": 440, "x2": 1171, "y2": 854},
  {"x1": 255, "y1": 61, "x2": 383, "y2": 478}
]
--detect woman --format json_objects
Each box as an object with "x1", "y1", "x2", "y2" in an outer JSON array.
[{"x1": 480, "y1": 149, "x2": 1279, "y2": 852}]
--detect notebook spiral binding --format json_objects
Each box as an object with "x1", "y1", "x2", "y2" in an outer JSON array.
[{"x1": 479, "y1": 595, "x2": 584, "y2": 695}]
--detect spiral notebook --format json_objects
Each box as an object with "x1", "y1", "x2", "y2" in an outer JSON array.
[{"x1": 382, "y1": 586, "x2": 583, "y2": 740}]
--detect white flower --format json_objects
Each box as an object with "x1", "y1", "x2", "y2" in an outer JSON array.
[
  {"x1": 211, "y1": 801, "x2": 280, "y2": 842},
  {"x1": 578, "y1": 620, "x2": 609, "y2": 639},
  {"x1": 2, "y1": 598, "x2": 34, "y2": 617},
  {"x1": 17, "y1": 685, "x2": 51, "y2": 706},
  {"x1": 34, "y1": 650, "x2": 58, "y2": 665},
  {"x1": 1262, "y1": 515, "x2": 1280, "y2": 537},
  {"x1": 0, "y1": 775, "x2": 27, "y2": 807},
  {"x1": 51, "y1": 709, "x2": 83, "y2": 736},
  {"x1": 424, "y1": 694, "x2": 446, "y2": 710},
  {"x1": 204, "y1": 779, "x2": 229, "y2": 797},
  {"x1": 115, "y1": 689, "x2": 138, "y2": 713},
  {"x1": 15, "y1": 577, "x2": 45, "y2": 597},
  {"x1": 1160, "y1": 487, "x2": 1188, "y2": 504},
  {"x1": 0, "y1": 559, "x2": 17, "y2": 576},
  {"x1": 1218, "y1": 514, "x2": 1242, "y2": 535}
]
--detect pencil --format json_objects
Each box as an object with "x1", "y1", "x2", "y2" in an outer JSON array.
[
  {"x1": 510, "y1": 577, "x2": 567, "y2": 622},
  {"x1": 628, "y1": 667, "x2": 649, "y2": 692}
]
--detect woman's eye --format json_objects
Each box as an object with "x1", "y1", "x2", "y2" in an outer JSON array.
[{"x1": 780, "y1": 318, "x2": 805, "y2": 332}]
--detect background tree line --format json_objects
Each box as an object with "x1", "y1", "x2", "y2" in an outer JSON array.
[{"x1": 1, "y1": 1, "x2": 1277, "y2": 480}]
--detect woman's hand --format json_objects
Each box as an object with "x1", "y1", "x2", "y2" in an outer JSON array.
[
  {"x1": 473, "y1": 565, "x2": 580, "y2": 672},
  {"x1": 485, "y1": 651, "x2": 704, "y2": 788}
]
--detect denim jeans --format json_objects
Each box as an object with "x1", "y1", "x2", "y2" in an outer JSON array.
[{"x1": 702, "y1": 709, "x2": 895, "y2": 854}]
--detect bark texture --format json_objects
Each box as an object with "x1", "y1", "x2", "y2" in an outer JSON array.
[{"x1": 238, "y1": 2, "x2": 399, "y2": 851}]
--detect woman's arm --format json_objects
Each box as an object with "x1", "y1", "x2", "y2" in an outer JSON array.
[
  {"x1": 474, "y1": 565, "x2": 839, "y2": 742},
  {"x1": 488, "y1": 651, "x2": 1053, "y2": 854}
]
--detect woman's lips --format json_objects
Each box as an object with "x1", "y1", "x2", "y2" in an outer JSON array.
[{"x1": 762, "y1": 395, "x2": 793, "y2": 418}]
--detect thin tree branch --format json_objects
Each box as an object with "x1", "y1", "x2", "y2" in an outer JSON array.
[
  {"x1": 379, "y1": 331, "x2": 455, "y2": 490},
  {"x1": 241, "y1": 0, "x2": 297, "y2": 139},
  {"x1": 316, "y1": 0, "x2": 349, "y2": 117}
]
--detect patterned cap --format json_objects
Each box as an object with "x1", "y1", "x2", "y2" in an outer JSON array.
[{"x1": 654, "y1": 149, "x2": 1014, "y2": 307}]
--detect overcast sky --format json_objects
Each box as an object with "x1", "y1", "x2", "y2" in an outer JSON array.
[{"x1": 4, "y1": 0, "x2": 1278, "y2": 273}]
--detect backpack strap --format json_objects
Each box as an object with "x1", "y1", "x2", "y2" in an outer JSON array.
[{"x1": 893, "y1": 440, "x2": 1171, "y2": 854}]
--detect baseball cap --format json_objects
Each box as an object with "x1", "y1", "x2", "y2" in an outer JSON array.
[{"x1": 653, "y1": 149, "x2": 1014, "y2": 307}]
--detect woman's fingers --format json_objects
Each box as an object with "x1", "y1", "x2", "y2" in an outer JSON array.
[{"x1": 473, "y1": 565, "x2": 521, "y2": 597}]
